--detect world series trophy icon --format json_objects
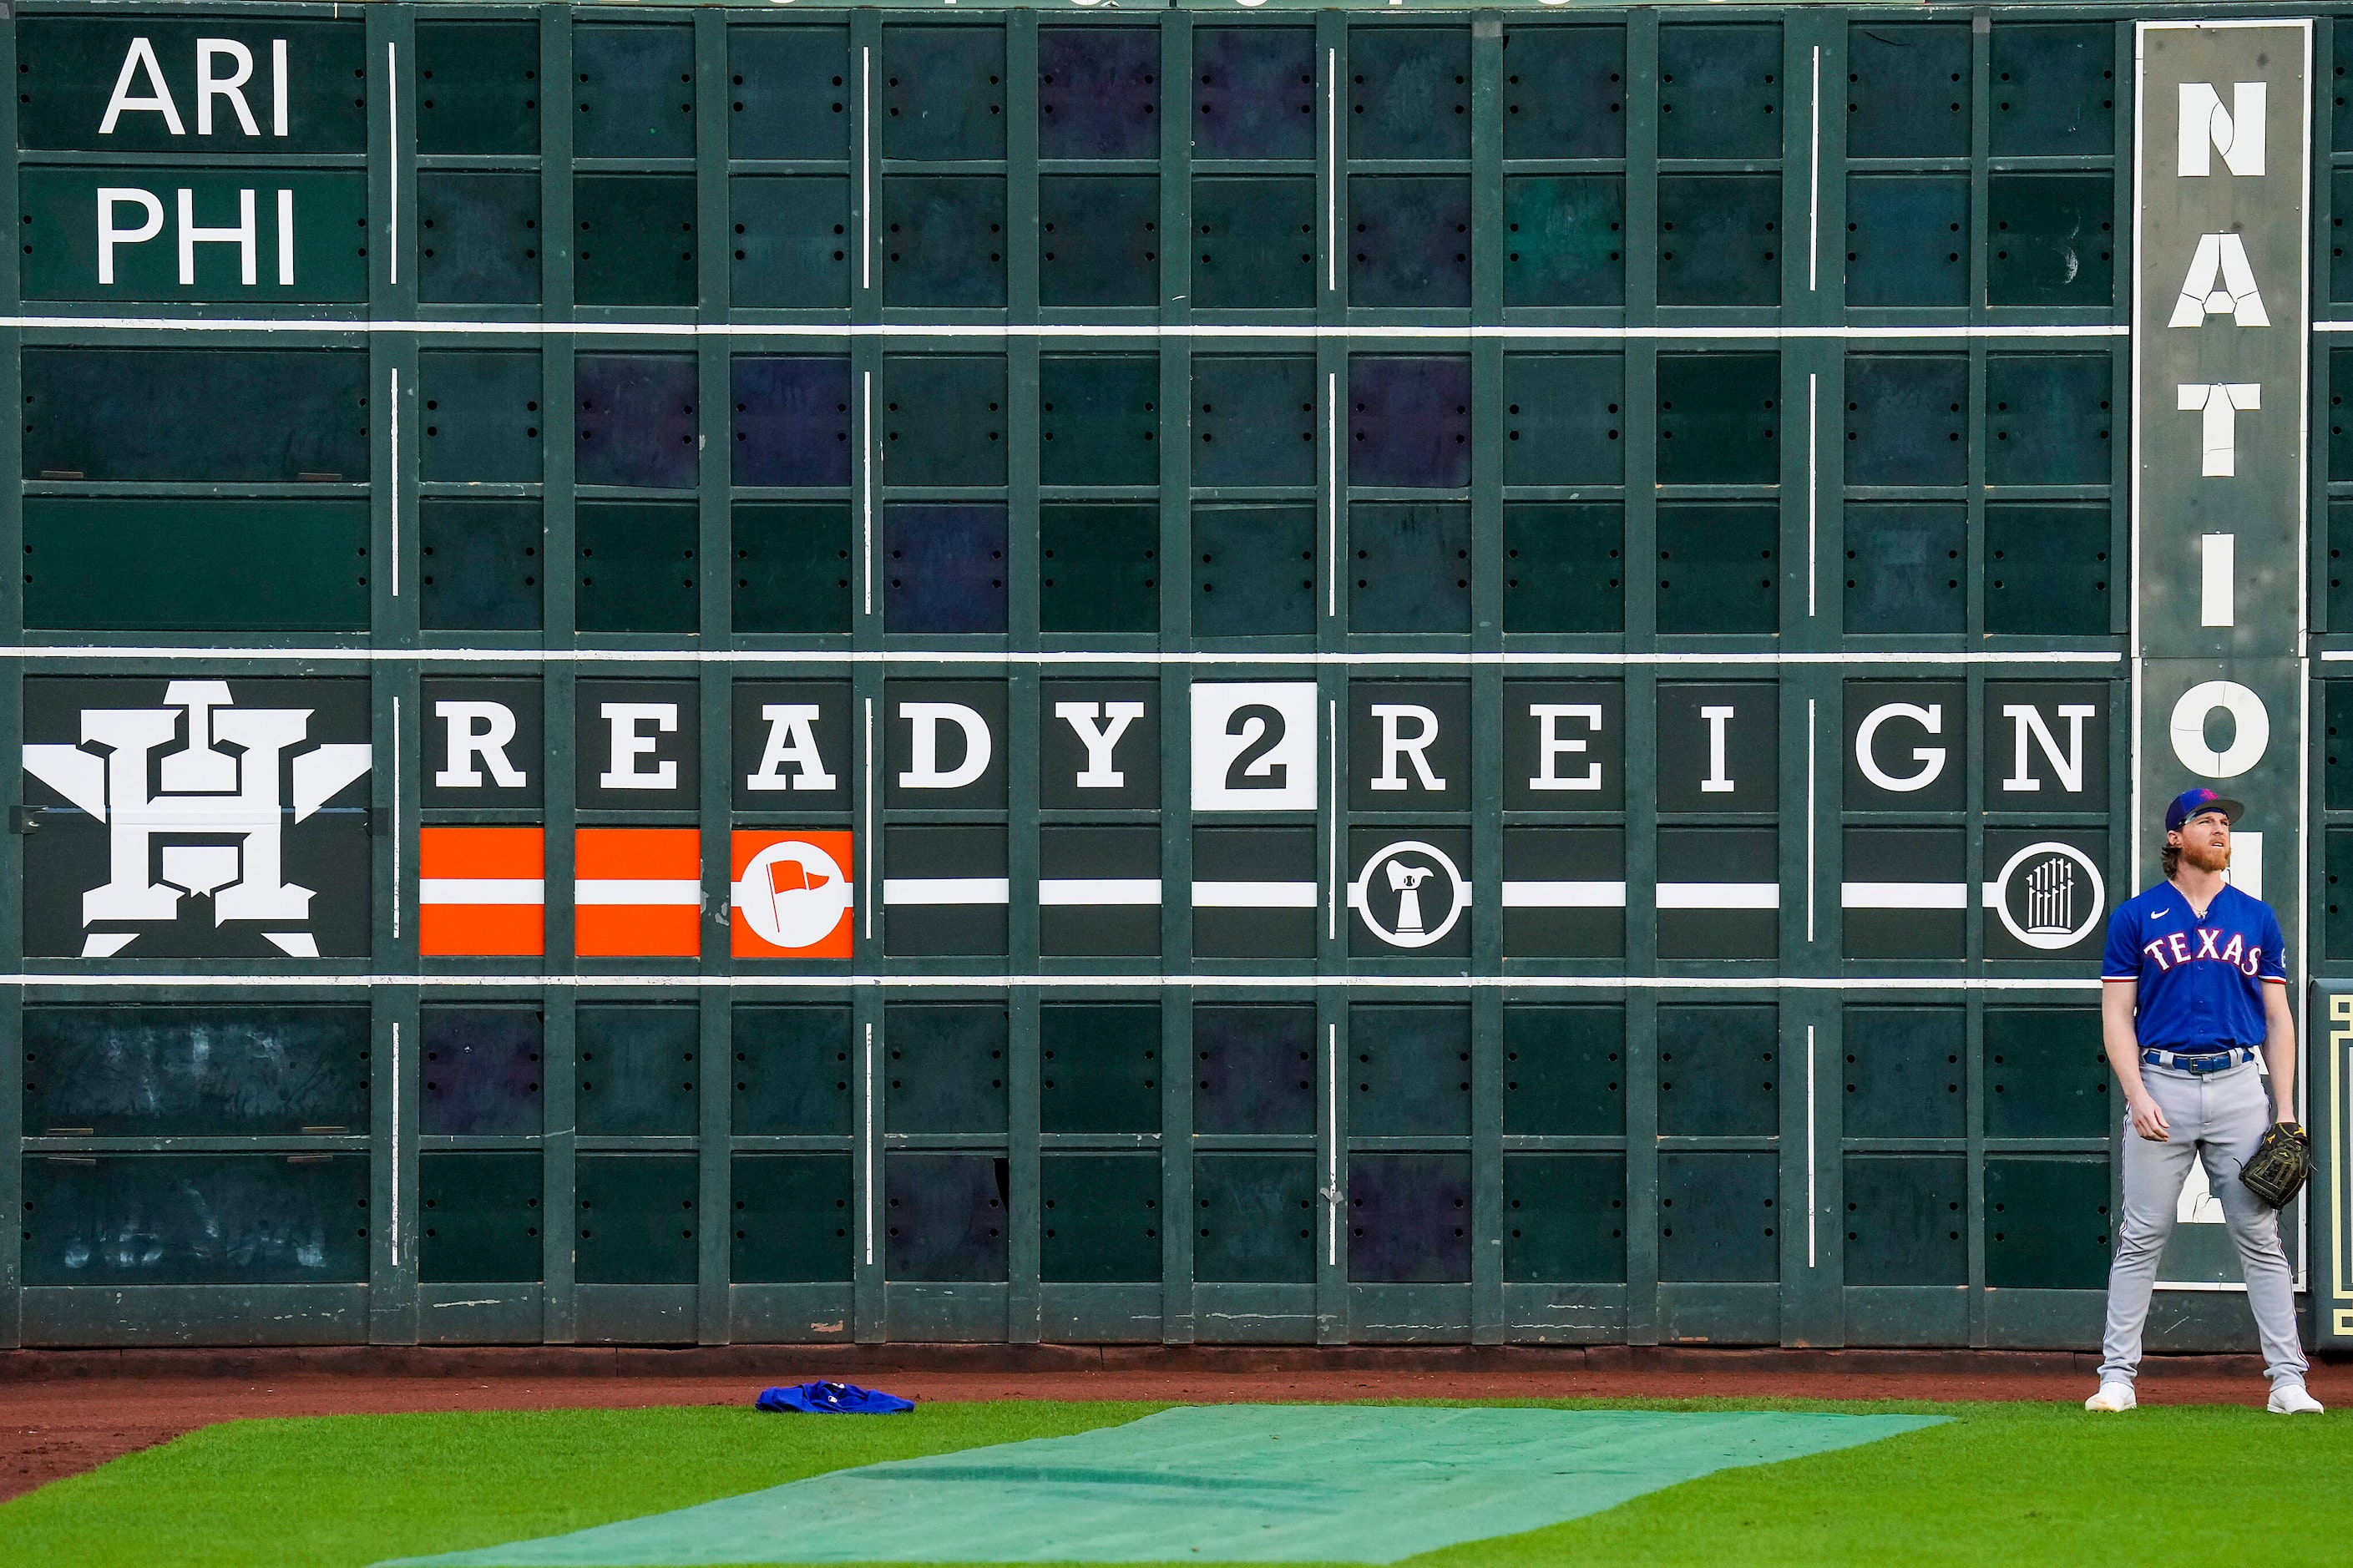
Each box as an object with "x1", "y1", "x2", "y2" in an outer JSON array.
[{"x1": 1387, "y1": 859, "x2": 1435, "y2": 938}]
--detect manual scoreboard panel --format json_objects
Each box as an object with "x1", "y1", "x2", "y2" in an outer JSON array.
[{"x1": 2, "y1": 3, "x2": 2350, "y2": 1354}]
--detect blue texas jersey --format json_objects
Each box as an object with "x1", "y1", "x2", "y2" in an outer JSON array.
[{"x1": 2101, "y1": 881, "x2": 2286, "y2": 1049}]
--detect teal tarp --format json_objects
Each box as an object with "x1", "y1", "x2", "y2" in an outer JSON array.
[{"x1": 385, "y1": 1404, "x2": 1946, "y2": 1566}]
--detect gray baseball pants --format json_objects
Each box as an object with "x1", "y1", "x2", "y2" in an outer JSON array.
[{"x1": 2097, "y1": 1058, "x2": 2306, "y2": 1387}]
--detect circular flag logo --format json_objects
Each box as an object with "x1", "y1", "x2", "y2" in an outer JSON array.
[
  {"x1": 1990, "y1": 841, "x2": 2104, "y2": 952},
  {"x1": 1349, "y1": 840, "x2": 1468, "y2": 949},
  {"x1": 732, "y1": 832, "x2": 855, "y2": 957}
]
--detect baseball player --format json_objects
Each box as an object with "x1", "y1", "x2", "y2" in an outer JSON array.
[{"x1": 2087, "y1": 788, "x2": 2320, "y2": 1414}]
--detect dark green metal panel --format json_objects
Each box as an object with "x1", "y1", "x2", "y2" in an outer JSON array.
[
  {"x1": 1041, "y1": 1154, "x2": 1161, "y2": 1284},
  {"x1": 1194, "y1": 1005, "x2": 1316, "y2": 1136},
  {"x1": 732, "y1": 1155, "x2": 854, "y2": 1284},
  {"x1": 1986, "y1": 175, "x2": 2115, "y2": 308},
  {"x1": 1502, "y1": 1155, "x2": 1627, "y2": 1284},
  {"x1": 2326, "y1": 682, "x2": 2353, "y2": 814},
  {"x1": 1656, "y1": 175, "x2": 1780, "y2": 307},
  {"x1": 1845, "y1": 175, "x2": 1967, "y2": 308},
  {"x1": 1192, "y1": 506, "x2": 1317, "y2": 637},
  {"x1": 882, "y1": 354, "x2": 1009, "y2": 486},
  {"x1": 24, "y1": 348, "x2": 369, "y2": 483},
  {"x1": 1041, "y1": 505, "x2": 1157, "y2": 634},
  {"x1": 1193, "y1": 1155, "x2": 1316, "y2": 1285},
  {"x1": 881, "y1": 176, "x2": 1010, "y2": 310},
  {"x1": 1039, "y1": 827, "x2": 1160, "y2": 955},
  {"x1": 1845, "y1": 506, "x2": 1966, "y2": 635},
  {"x1": 1843, "y1": 1156, "x2": 1966, "y2": 1287},
  {"x1": 1984, "y1": 1157, "x2": 2111, "y2": 1290},
  {"x1": 1657, "y1": 353, "x2": 1779, "y2": 486},
  {"x1": 25, "y1": 498, "x2": 369, "y2": 632},
  {"x1": 1500, "y1": 22, "x2": 1626, "y2": 160},
  {"x1": 1842, "y1": 1006, "x2": 1965, "y2": 1141},
  {"x1": 1986, "y1": 355, "x2": 2113, "y2": 486},
  {"x1": 884, "y1": 1004, "x2": 1010, "y2": 1136},
  {"x1": 733, "y1": 503, "x2": 853, "y2": 635},
  {"x1": 23, "y1": 1007, "x2": 369, "y2": 1138},
  {"x1": 1348, "y1": 1004, "x2": 1472, "y2": 1138},
  {"x1": 1502, "y1": 175, "x2": 1626, "y2": 308},
  {"x1": 577, "y1": 502, "x2": 701, "y2": 635},
  {"x1": 575, "y1": 1154, "x2": 701, "y2": 1287},
  {"x1": 1349, "y1": 502, "x2": 1471, "y2": 634},
  {"x1": 574, "y1": 175, "x2": 699, "y2": 308},
  {"x1": 731, "y1": 1006, "x2": 853, "y2": 1137},
  {"x1": 1503, "y1": 506, "x2": 1623, "y2": 635},
  {"x1": 1347, "y1": 176, "x2": 1472, "y2": 309},
  {"x1": 577, "y1": 1005, "x2": 701, "y2": 1139},
  {"x1": 730, "y1": 177, "x2": 853, "y2": 309},
  {"x1": 420, "y1": 1153, "x2": 544, "y2": 1285},
  {"x1": 1657, "y1": 1152, "x2": 1779, "y2": 1284},
  {"x1": 23, "y1": 1155, "x2": 370, "y2": 1287},
  {"x1": 728, "y1": 24, "x2": 853, "y2": 160},
  {"x1": 421, "y1": 500, "x2": 544, "y2": 633},
  {"x1": 1347, "y1": 1153, "x2": 1471, "y2": 1284},
  {"x1": 1655, "y1": 1004, "x2": 1777, "y2": 1137},
  {"x1": 422, "y1": 1006, "x2": 544, "y2": 1139},
  {"x1": 1040, "y1": 176, "x2": 1159, "y2": 309},
  {"x1": 1988, "y1": 22, "x2": 2116, "y2": 157},
  {"x1": 1984, "y1": 1008, "x2": 2111, "y2": 1140},
  {"x1": 419, "y1": 174, "x2": 543, "y2": 305},
  {"x1": 884, "y1": 1152, "x2": 1009, "y2": 1282},
  {"x1": 1657, "y1": 827, "x2": 1777, "y2": 959},
  {"x1": 1191, "y1": 357, "x2": 1318, "y2": 488},
  {"x1": 417, "y1": 19, "x2": 543, "y2": 157},
  {"x1": 1500, "y1": 1005, "x2": 1625, "y2": 1137},
  {"x1": 1502, "y1": 356, "x2": 1623, "y2": 486},
  {"x1": 1844, "y1": 356, "x2": 1967, "y2": 488},
  {"x1": 1845, "y1": 22, "x2": 1971, "y2": 158},
  {"x1": 1192, "y1": 178, "x2": 1316, "y2": 310},
  {"x1": 1654, "y1": 503, "x2": 1779, "y2": 635},
  {"x1": 1657, "y1": 21, "x2": 1779, "y2": 158},
  {"x1": 419, "y1": 350, "x2": 544, "y2": 483},
  {"x1": 1040, "y1": 356, "x2": 1160, "y2": 487},
  {"x1": 1040, "y1": 1004, "x2": 1161, "y2": 1136},
  {"x1": 883, "y1": 24, "x2": 1007, "y2": 162},
  {"x1": 1348, "y1": 25, "x2": 1471, "y2": 160},
  {"x1": 1984, "y1": 504, "x2": 2112, "y2": 636},
  {"x1": 574, "y1": 23, "x2": 696, "y2": 159}
]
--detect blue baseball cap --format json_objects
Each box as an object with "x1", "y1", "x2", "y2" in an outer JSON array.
[{"x1": 2165, "y1": 787, "x2": 2244, "y2": 834}]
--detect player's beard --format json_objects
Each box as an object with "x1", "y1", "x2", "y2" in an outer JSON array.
[{"x1": 2180, "y1": 838, "x2": 2232, "y2": 874}]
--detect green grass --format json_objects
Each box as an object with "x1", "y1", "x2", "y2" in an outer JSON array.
[{"x1": 0, "y1": 1397, "x2": 2343, "y2": 1567}]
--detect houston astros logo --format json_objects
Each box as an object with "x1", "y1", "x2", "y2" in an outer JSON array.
[
  {"x1": 1349, "y1": 841, "x2": 1468, "y2": 949},
  {"x1": 1990, "y1": 842, "x2": 2105, "y2": 952}
]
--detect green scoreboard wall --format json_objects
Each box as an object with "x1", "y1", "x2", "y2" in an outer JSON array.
[{"x1": 2, "y1": 0, "x2": 2348, "y2": 1353}]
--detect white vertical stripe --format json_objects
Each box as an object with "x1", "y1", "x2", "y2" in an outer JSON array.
[
  {"x1": 862, "y1": 698, "x2": 875, "y2": 940},
  {"x1": 1325, "y1": 48, "x2": 1338, "y2": 295},
  {"x1": 1327, "y1": 699, "x2": 1339, "y2": 939},
  {"x1": 388, "y1": 368, "x2": 400, "y2": 599},
  {"x1": 1807, "y1": 46, "x2": 1820, "y2": 293},
  {"x1": 390, "y1": 1019, "x2": 402, "y2": 1269},
  {"x1": 1325, "y1": 1023, "x2": 1338, "y2": 1267},
  {"x1": 1806, "y1": 372, "x2": 1818, "y2": 616},
  {"x1": 1804, "y1": 1023, "x2": 1816, "y2": 1268},
  {"x1": 391, "y1": 695, "x2": 401, "y2": 941},
  {"x1": 861, "y1": 370, "x2": 874, "y2": 616},
  {"x1": 2199, "y1": 533, "x2": 2234, "y2": 626},
  {"x1": 1326, "y1": 372, "x2": 1338, "y2": 618},
  {"x1": 863, "y1": 1021, "x2": 875, "y2": 1267},
  {"x1": 1804, "y1": 698, "x2": 1816, "y2": 944},
  {"x1": 387, "y1": 43, "x2": 399, "y2": 286},
  {"x1": 860, "y1": 48, "x2": 873, "y2": 291}
]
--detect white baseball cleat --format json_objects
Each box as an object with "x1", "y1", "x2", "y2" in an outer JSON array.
[
  {"x1": 2267, "y1": 1383, "x2": 2325, "y2": 1415},
  {"x1": 2084, "y1": 1381, "x2": 2136, "y2": 1413}
]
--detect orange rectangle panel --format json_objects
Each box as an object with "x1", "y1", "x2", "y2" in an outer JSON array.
[
  {"x1": 574, "y1": 827, "x2": 703, "y2": 958},
  {"x1": 419, "y1": 827, "x2": 545, "y2": 957},
  {"x1": 731, "y1": 831, "x2": 855, "y2": 958}
]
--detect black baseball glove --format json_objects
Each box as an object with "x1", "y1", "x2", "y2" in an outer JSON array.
[{"x1": 2239, "y1": 1122, "x2": 2311, "y2": 1210}]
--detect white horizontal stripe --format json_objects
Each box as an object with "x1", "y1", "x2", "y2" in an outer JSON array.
[
  {"x1": 1039, "y1": 878, "x2": 1163, "y2": 906},
  {"x1": 1842, "y1": 881, "x2": 1970, "y2": 910},
  {"x1": 1656, "y1": 882, "x2": 1781, "y2": 911},
  {"x1": 2, "y1": 645, "x2": 2125, "y2": 668},
  {"x1": 1501, "y1": 880, "x2": 1628, "y2": 909},
  {"x1": 0, "y1": 974, "x2": 2103, "y2": 991},
  {"x1": 883, "y1": 878, "x2": 1011, "y2": 906},
  {"x1": 1193, "y1": 881, "x2": 1320, "y2": 909},
  {"x1": 0, "y1": 315, "x2": 2128, "y2": 341},
  {"x1": 574, "y1": 878, "x2": 700, "y2": 906},
  {"x1": 418, "y1": 878, "x2": 544, "y2": 906}
]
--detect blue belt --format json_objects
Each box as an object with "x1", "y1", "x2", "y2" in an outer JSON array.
[{"x1": 2142, "y1": 1046, "x2": 2256, "y2": 1074}]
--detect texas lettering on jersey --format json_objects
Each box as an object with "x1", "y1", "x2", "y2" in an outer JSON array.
[{"x1": 2140, "y1": 925, "x2": 2266, "y2": 978}]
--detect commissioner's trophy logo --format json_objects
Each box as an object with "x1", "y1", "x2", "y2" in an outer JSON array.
[{"x1": 1349, "y1": 840, "x2": 1469, "y2": 949}]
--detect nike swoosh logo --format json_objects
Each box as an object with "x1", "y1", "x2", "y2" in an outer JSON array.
[{"x1": 2147, "y1": 908, "x2": 2170, "y2": 918}]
